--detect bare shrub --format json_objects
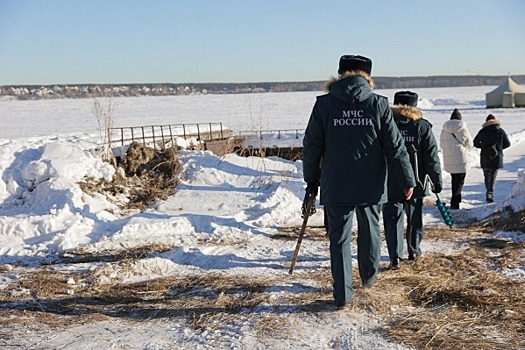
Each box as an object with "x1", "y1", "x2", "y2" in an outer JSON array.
[{"x1": 92, "y1": 98, "x2": 116, "y2": 165}]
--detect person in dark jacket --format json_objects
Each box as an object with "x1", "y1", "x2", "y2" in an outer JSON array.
[
  {"x1": 382, "y1": 91, "x2": 443, "y2": 270},
  {"x1": 302, "y1": 55, "x2": 416, "y2": 308},
  {"x1": 473, "y1": 114, "x2": 511, "y2": 202}
]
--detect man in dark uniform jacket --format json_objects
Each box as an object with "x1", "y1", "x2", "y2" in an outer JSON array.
[
  {"x1": 302, "y1": 55, "x2": 416, "y2": 308},
  {"x1": 382, "y1": 91, "x2": 443, "y2": 270}
]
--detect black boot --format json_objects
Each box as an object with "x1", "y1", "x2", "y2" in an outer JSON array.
[
  {"x1": 388, "y1": 258, "x2": 400, "y2": 270},
  {"x1": 450, "y1": 195, "x2": 460, "y2": 209}
]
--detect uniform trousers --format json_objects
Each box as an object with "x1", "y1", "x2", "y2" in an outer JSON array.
[
  {"x1": 325, "y1": 204, "x2": 381, "y2": 305},
  {"x1": 382, "y1": 197, "x2": 423, "y2": 260}
]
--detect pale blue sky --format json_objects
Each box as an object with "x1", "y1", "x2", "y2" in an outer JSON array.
[{"x1": 0, "y1": 0, "x2": 524, "y2": 85}]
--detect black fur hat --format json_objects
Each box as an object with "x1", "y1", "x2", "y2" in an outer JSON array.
[
  {"x1": 338, "y1": 55, "x2": 372, "y2": 75},
  {"x1": 393, "y1": 91, "x2": 418, "y2": 107}
]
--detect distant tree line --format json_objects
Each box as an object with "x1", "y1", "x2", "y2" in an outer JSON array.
[
  {"x1": 374, "y1": 75, "x2": 525, "y2": 89},
  {"x1": 1, "y1": 75, "x2": 524, "y2": 100}
]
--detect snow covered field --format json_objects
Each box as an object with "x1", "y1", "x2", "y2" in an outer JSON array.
[{"x1": 0, "y1": 86, "x2": 524, "y2": 349}]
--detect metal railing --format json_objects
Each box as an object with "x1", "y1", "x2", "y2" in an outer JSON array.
[
  {"x1": 108, "y1": 122, "x2": 231, "y2": 149},
  {"x1": 237, "y1": 128, "x2": 304, "y2": 140}
]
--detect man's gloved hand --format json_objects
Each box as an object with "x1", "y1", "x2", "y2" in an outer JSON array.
[
  {"x1": 301, "y1": 182, "x2": 319, "y2": 218},
  {"x1": 305, "y1": 182, "x2": 319, "y2": 198},
  {"x1": 432, "y1": 184, "x2": 442, "y2": 194},
  {"x1": 404, "y1": 187, "x2": 414, "y2": 200}
]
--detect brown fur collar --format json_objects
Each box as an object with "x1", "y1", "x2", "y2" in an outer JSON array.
[
  {"x1": 325, "y1": 71, "x2": 376, "y2": 92},
  {"x1": 392, "y1": 105, "x2": 422, "y2": 121},
  {"x1": 482, "y1": 119, "x2": 501, "y2": 128}
]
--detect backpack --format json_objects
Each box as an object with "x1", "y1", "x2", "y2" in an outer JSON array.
[
  {"x1": 482, "y1": 132, "x2": 500, "y2": 162},
  {"x1": 482, "y1": 144, "x2": 498, "y2": 162}
]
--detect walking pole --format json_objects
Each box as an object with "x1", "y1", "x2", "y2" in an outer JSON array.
[{"x1": 289, "y1": 193, "x2": 315, "y2": 275}]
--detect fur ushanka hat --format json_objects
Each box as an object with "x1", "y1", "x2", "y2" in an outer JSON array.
[
  {"x1": 338, "y1": 55, "x2": 372, "y2": 75},
  {"x1": 393, "y1": 91, "x2": 418, "y2": 107}
]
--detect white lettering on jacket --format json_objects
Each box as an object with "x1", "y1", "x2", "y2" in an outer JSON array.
[
  {"x1": 342, "y1": 110, "x2": 364, "y2": 118},
  {"x1": 334, "y1": 110, "x2": 372, "y2": 127},
  {"x1": 400, "y1": 129, "x2": 415, "y2": 142}
]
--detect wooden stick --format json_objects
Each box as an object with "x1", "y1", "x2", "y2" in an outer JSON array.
[{"x1": 288, "y1": 194, "x2": 315, "y2": 275}]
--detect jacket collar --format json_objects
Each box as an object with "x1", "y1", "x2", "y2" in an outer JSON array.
[
  {"x1": 392, "y1": 105, "x2": 422, "y2": 122},
  {"x1": 482, "y1": 119, "x2": 501, "y2": 128},
  {"x1": 325, "y1": 71, "x2": 375, "y2": 91}
]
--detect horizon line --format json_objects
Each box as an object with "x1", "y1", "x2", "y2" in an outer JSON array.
[{"x1": 2, "y1": 73, "x2": 525, "y2": 88}]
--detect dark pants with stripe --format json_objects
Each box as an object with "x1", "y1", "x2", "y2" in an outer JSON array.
[
  {"x1": 325, "y1": 204, "x2": 381, "y2": 305},
  {"x1": 382, "y1": 197, "x2": 423, "y2": 260}
]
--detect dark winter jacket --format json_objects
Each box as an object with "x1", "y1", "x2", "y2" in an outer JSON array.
[
  {"x1": 473, "y1": 119, "x2": 511, "y2": 169},
  {"x1": 303, "y1": 73, "x2": 416, "y2": 206},
  {"x1": 386, "y1": 106, "x2": 442, "y2": 201}
]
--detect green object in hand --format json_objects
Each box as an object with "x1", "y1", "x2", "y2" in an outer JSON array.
[{"x1": 435, "y1": 194, "x2": 454, "y2": 228}]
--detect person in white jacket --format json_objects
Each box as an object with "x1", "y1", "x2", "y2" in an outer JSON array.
[{"x1": 439, "y1": 108, "x2": 473, "y2": 209}]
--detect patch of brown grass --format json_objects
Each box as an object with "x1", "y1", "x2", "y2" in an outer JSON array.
[
  {"x1": 59, "y1": 243, "x2": 175, "y2": 264},
  {"x1": 274, "y1": 225, "x2": 328, "y2": 241},
  {"x1": 481, "y1": 205, "x2": 525, "y2": 232},
  {"x1": 0, "y1": 269, "x2": 283, "y2": 326},
  {"x1": 79, "y1": 143, "x2": 183, "y2": 211},
  {"x1": 376, "y1": 242, "x2": 525, "y2": 349},
  {"x1": 0, "y1": 309, "x2": 108, "y2": 341},
  {"x1": 424, "y1": 224, "x2": 477, "y2": 240}
]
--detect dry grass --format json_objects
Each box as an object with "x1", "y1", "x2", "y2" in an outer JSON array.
[
  {"x1": 376, "y1": 243, "x2": 525, "y2": 349},
  {"x1": 367, "y1": 208, "x2": 525, "y2": 349},
  {"x1": 424, "y1": 224, "x2": 475, "y2": 240},
  {"x1": 79, "y1": 143, "x2": 183, "y2": 211},
  {"x1": 59, "y1": 243, "x2": 175, "y2": 263},
  {"x1": 0, "y1": 269, "x2": 286, "y2": 327},
  {"x1": 1, "y1": 209, "x2": 524, "y2": 349},
  {"x1": 273, "y1": 225, "x2": 328, "y2": 241}
]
